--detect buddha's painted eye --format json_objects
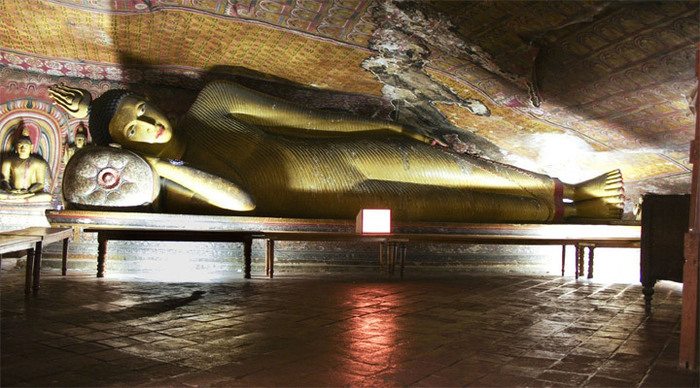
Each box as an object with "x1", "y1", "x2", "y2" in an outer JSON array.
[
  {"x1": 127, "y1": 125, "x2": 136, "y2": 138},
  {"x1": 136, "y1": 103, "x2": 146, "y2": 117}
]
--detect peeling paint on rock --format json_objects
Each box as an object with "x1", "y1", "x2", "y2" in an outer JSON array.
[
  {"x1": 443, "y1": 133, "x2": 480, "y2": 156},
  {"x1": 363, "y1": 0, "x2": 504, "y2": 160}
]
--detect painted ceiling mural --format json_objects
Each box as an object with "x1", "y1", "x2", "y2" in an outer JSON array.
[{"x1": 0, "y1": 0, "x2": 698, "y2": 217}]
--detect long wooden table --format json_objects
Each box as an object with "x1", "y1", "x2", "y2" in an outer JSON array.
[
  {"x1": 0, "y1": 227, "x2": 73, "y2": 294},
  {"x1": 401, "y1": 233, "x2": 640, "y2": 279},
  {"x1": 259, "y1": 231, "x2": 409, "y2": 278},
  {"x1": 82, "y1": 228, "x2": 411, "y2": 279},
  {"x1": 80, "y1": 227, "x2": 640, "y2": 280},
  {"x1": 260, "y1": 230, "x2": 641, "y2": 279},
  {"x1": 83, "y1": 228, "x2": 259, "y2": 279},
  {"x1": 0, "y1": 234, "x2": 42, "y2": 294},
  {"x1": 51, "y1": 211, "x2": 640, "y2": 281}
]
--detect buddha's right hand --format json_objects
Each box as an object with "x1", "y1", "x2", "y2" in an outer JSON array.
[{"x1": 48, "y1": 83, "x2": 92, "y2": 118}]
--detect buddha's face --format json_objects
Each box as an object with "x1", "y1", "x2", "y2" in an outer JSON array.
[
  {"x1": 75, "y1": 135, "x2": 86, "y2": 148},
  {"x1": 109, "y1": 95, "x2": 172, "y2": 145},
  {"x1": 15, "y1": 139, "x2": 31, "y2": 159}
]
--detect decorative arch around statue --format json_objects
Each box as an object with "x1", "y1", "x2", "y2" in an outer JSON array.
[{"x1": 0, "y1": 98, "x2": 67, "y2": 197}]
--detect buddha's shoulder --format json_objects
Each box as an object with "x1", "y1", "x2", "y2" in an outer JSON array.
[
  {"x1": 199, "y1": 80, "x2": 244, "y2": 96},
  {"x1": 29, "y1": 155, "x2": 49, "y2": 166},
  {"x1": 188, "y1": 81, "x2": 239, "y2": 112},
  {"x1": 196, "y1": 80, "x2": 266, "y2": 102}
]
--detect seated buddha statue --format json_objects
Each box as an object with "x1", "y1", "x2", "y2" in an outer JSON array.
[
  {"x1": 0, "y1": 128, "x2": 53, "y2": 203},
  {"x1": 63, "y1": 123, "x2": 89, "y2": 163},
  {"x1": 48, "y1": 81, "x2": 624, "y2": 222}
]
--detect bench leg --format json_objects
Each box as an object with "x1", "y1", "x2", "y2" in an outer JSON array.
[
  {"x1": 389, "y1": 243, "x2": 396, "y2": 276},
  {"x1": 587, "y1": 246, "x2": 595, "y2": 279},
  {"x1": 393, "y1": 243, "x2": 400, "y2": 276},
  {"x1": 24, "y1": 248, "x2": 34, "y2": 295},
  {"x1": 379, "y1": 242, "x2": 385, "y2": 275},
  {"x1": 400, "y1": 243, "x2": 406, "y2": 279},
  {"x1": 561, "y1": 245, "x2": 566, "y2": 276},
  {"x1": 32, "y1": 242, "x2": 43, "y2": 295},
  {"x1": 575, "y1": 244, "x2": 583, "y2": 279},
  {"x1": 265, "y1": 240, "x2": 269, "y2": 277},
  {"x1": 62, "y1": 238, "x2": 69, "y2": 276},
  {"x1": 97, "y1": 235, "x2": 107, "y2": 278},
  {"x1": 386, "y1": 243, "x2": 392, "y2": 275},
  {"x1": 266, "y1": 239, "x2": 275, "y2": 279},
  {"x1": 244, "y1": 238, "x2": 252, "y2": 279}
]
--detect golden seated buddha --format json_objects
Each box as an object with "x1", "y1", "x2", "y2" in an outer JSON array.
[
  {"x1": 63, "y1": 123, "x2": 89, "y2": 164},
  {"x1": 49, "y1": 81, "x2": 624, "y2": 222},
  {"x1": 0, "y1": 128, "x2": 53, "y2": 203}
]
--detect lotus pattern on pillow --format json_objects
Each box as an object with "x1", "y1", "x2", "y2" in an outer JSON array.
[{"x1": 62, "y1": 146, "x2": 159, "y2": 208}]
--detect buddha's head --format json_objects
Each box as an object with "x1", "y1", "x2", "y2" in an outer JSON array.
[
  {"x1": 14, "y1": 129, "x2": 32, "y2": 159},
  {"x1": 15, "y1": 138, "x2": 32, "y2": 159},
  {"x1": 89, "y1": 90, "x2": 173, "y2": 147},
  {"x1": 74, "y1": 133, "x2": 87, "y2": 149}
]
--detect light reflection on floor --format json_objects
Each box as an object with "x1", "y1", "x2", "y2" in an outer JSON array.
[{"x1": 341, "y1": 285, "x2": 399, "y2": 378}]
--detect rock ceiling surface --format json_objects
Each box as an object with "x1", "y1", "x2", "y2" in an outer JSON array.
[{"x1": 0, "y1": 0, "x2": 698, "y2": 209}]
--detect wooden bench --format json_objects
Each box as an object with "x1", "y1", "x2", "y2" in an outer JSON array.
[
  {"x1": 260, "y1": 231, "x2": 409, "y2": 278},
  {"x1": 78, "y1": 228, "x2": 406, "y2": 279},
  {"x1": 260, "y1": 230, "x2": 641, "y2": 279},
  {"x1": 83, "y1": 228, "x2": 259, "y2": 279},
  {"x1": 0, "y1": 234, "x2": 42, "y2": 294},
  {"x1": 77, "y1": 229, "x2": 639, "y2": 280},
  {"x1": 0, "y1": 227, "x2": 73, "y2": 294},
  {"x1": 400, "y1": 232, "x2": 640, "y2": 280},
  {"x1": 48, "y1": 210, "x2": 640, "y2": 280}
]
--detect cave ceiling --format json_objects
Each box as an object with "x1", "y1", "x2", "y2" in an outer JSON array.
[{"x1": 0, "y1": 0, "x2": 698, "y2": 204}]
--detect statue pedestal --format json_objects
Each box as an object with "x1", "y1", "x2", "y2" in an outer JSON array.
[{"x1": 0, "y1": 206, "x2": 51, "y2": 231}]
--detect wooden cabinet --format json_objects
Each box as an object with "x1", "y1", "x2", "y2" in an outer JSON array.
[{"x1": 640, "y1": 194, "x2": 689, "y2": 313}]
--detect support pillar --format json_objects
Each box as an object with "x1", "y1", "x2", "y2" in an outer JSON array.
[{"x1": 679, "y1": 42, "x2": 700, "y2": 370}]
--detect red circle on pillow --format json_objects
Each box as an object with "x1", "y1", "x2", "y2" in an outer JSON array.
[{"x1": 97, "y1": 167, "x2": 120, "y2": 189}]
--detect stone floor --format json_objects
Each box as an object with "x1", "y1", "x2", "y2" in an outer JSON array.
[{"x1": 1, "y1": 268, "x2": 698, "y2": 387}]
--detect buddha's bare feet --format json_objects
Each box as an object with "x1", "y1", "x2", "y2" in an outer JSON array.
[
  {"x1": 574, "y1": 169, "x2": 623, "y2": 202},
  {"x1": 569, "y1": 170, "x2": 624, "y2": 219},
  {"x1": 574, "y1": 196, "x2": 624, "y2": 219}
]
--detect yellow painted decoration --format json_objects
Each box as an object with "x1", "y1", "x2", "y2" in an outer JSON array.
[{"x1": 0, "y1": 0, "x2": 381, "y2": 96}]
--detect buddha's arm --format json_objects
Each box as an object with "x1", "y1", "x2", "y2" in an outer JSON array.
[
  {"x1": 27, "y1": 183, "x2": 44, "y2": 193},
  {"x1": 27, "y1": 162, "x2": 47, "y2": 193},
  {"x1": 144, "y1": 157, "x2": 255, "y2": 211},
  {"x1": 0, "y1": 161, "x2": 11, "y2": 191},
  {"x1": 225, "y1": 84, "x2": 440, "y2": 144}
]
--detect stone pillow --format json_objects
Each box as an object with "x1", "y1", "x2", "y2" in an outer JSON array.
[{"x1": 62, "y1": 146, "x2": 160, "y2": 210}]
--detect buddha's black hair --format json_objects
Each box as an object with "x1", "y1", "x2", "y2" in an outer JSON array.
[{"x1": 88, "y1": 89, "x2": 134, "y2": 146}]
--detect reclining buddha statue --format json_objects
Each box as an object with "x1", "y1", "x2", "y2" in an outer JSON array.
[{"x1": 49, "y1": 81, "x2": 624, "y2": 222}]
